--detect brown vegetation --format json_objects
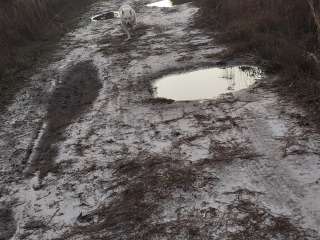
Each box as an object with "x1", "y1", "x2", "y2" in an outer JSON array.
[
  {"x1": 0, "y1": 0, "x2": 93, "y2": 112},
  {"x1": 195, "y1": 0, "x2": 320, "y2": 126},
  {"x1": 63, "y1": 149, "x2": 316, "y2": 239},
  {"x1": 0, "y1": 0, "x2": 92, "y2": 75},
  {"x1": 64, "y1": 153, "x2": 199, "y2": 239}
]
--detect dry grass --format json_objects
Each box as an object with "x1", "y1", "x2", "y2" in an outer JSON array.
[
  {"x1": 0, "y1": 0, "x2": 92, "y2": 75},
  {"x1": 64, "y1": 153, "x2": 198, "y2": 239},
  {"x1": 63, "y1": 146, "x2": 259, "y2": 239},
  {"x1": 223, "y1": 200, "x2": 315, "y2": 240},
  {"x1": 0, "y1": 0, "x2": 52, "y2": 71},
  {"x1": 0, "y1": 0, "x2": 94, "y2": 112},
  {"x1": 195, "y1": 0, "x2": 320, "y2": 127}
]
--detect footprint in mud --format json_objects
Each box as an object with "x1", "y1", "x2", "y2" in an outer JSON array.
[
  {"x1": 0, "y1": 207, "x2": 16, "y2": 240},
  {"x1": 27, "y1": 61, "x2": 102, "y2": 180}
]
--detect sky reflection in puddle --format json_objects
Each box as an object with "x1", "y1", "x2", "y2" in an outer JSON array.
[{"x1": 153, "y1": 66, "x2": 262, "y2": 101}]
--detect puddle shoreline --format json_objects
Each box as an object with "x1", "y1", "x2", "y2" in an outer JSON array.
[
  {"x1": 153, "y1": 66, "x2": 262, "y2": 101},
  {"x1": 147, "y1": 0, "x2": 174, "y2": 8},
  {"x1": 147, "y1": 0, "x2": 192, "y2": 7}
]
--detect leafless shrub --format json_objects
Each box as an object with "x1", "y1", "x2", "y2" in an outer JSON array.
[
  {"x1": 195, "y1": 0, "x2": 320, "y2": 128},
  {"x1": 0, "y1": 0, "x2": 92, "y2": 75}
]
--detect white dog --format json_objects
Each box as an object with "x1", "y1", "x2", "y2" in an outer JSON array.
[{"x1": 119, "y1": 4, "x2": 136, "y2": 40}]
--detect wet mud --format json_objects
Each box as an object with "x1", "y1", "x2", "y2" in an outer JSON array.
[
  {"x1": 66, "y1": 150, "x2": 313, "y2": 240},
  {"x1": 91, "y1": 11, "x2": 117, "y2": 21},
  {"x1": 0, "y1": 207, "x2": 16, "y2": 240},
  {"x1": 0, "y1": 0, "x2": 320, "y2": 239},
  {"x1": 0, "y1": 0, "x2": 95, "y2": 114},
  {"x1": 27, "y1": 61, "x2": 101, "y2": 179}
]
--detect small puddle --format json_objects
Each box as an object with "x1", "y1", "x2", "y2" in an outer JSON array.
[
  {"x1": 91, "y1": 11, "x2": 119, "y2": 21},
  {"x1": 153, "y1": 66, "x2": 262, "y2": 101},
  {"x1": 147, "y1": 0, "x2": 191, "y2": 7},
  {"x1": 147, "y1": 0, "x2": 173, "y2": 7}
]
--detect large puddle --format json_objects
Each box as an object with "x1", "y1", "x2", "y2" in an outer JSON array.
[{"x1": 153, "y1": 66, "x2": 262, "y2": 101}]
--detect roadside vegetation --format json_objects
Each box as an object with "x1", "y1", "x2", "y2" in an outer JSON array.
[
  {"x1": 0, "y1": 0, "x2": 93, "y2": 110},
  {"x1": 0, "y1": 0, "x2": 94, "y2": 74},
  {"x1": 195, "y1": 0, "x2": 320, "y2": 126}
]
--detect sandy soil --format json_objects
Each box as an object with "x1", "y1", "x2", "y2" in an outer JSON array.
[{"x1": 1, "y1": 0, "x2": 320, "y2": 239}]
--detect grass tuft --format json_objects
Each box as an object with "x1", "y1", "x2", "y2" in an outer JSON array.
[{"x1": 195, "y1": 0, "x2": 320, "y2": 127}]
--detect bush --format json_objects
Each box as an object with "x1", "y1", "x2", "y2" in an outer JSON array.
[
  {"x1": 195, "y1": 0, "x2": 320, "y2": 126},
  {"x1": 0, "y1": 0, "x2": 92, "y2": 74}
]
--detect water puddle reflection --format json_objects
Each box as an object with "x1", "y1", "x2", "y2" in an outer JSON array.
[
  {"x1": 147, "y1": 0, "x2": 191, "y2": 7},
  {"x1": 153, "y1": 66, "x2": 262, "y2": 101},
  {"x1": 147, "y1": 0, "x2": 173, "y2": 7}
]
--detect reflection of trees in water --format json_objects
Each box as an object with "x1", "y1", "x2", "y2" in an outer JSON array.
[
  {"x1": 223, "y1": 68, "x2": 236, "y2": 91},
  {"x1": 240, "y1": 66, "x2": 262, "y2": 78},
  {"x1": 223, "y1": 66, "x2": 262, "y2": 92}
]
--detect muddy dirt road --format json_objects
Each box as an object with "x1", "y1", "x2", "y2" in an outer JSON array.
[{"x1": 1, "y1": 0, "x2": 320, "y2": 239}]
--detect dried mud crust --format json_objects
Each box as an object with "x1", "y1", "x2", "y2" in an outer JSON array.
[
  {"x1": 0, "y1": 0, "x2": 320, "y2": 239},
  {"x1": 0, "y1": 0, "x2": 96, "y2": 113}
]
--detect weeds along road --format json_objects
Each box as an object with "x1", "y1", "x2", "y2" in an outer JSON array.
[{"x1": 1, "y1": 0, "x2": 320, "y2": 239}]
